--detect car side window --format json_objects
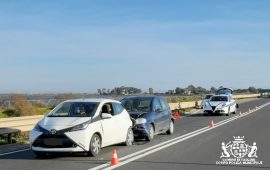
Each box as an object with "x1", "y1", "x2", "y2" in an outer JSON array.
[
  {"x1": 152, "y1": 98, "x2": 162, "y2": 112},
  {"x1": 101, "y1": 103, "x2": 114, "y2": 115},
  {"x1": 112, "y1": 103, "x2": 124, "y2": 116},
  {"x1": 159, "y1": 98, "x2": 168, "y2": 110}
]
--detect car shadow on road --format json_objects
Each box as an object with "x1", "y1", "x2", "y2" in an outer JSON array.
[
  {"x1": 186, "y1": 113, "x2": 225, "y2": 117},
  {"x1": 0, "y1": 151, "x2": 112, "y2": 164},
  {"x1": 132, "y1": 160, "x2": 270, "y2": 169}
]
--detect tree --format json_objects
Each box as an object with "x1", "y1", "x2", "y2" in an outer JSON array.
[
  {"x1": 102, "y1": 88, "x2": 106, "y2": 95},
  {"x1": 248, "y1": 86, "x2": 258, "y2": 93},
  {"x1": 97, "y1": 89, "x2": 102, "y2": 95},
  {"x1": 175, "y1": 87, "x2": 184, "y2": 95},
  {"x1": 195, "y1": 86, "x2": 207, "y2": 94},
  {"x1": 10, "y1": 94, "x2": 37, "y2": 116},
  {"x1": 210, "y1": 87, "x2": 216, "y2": 93},
  {"x1": 186, "y1": 85, "x2": 196, "y2": 94}
]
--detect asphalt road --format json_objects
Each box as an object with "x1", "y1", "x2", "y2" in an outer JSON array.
[{"x1": 0, "y1": 98, "x2": 269, "y2": 170}]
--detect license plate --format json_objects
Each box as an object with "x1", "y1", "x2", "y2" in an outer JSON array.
[{"x1": 44, "y1": 138, "x2": 63, "y2": 146}]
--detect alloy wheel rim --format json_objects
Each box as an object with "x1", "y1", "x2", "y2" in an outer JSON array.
[
  {"x1": 92, "y1": 137, "x2": 100, "y2": 154},
  {"x1": 127, "y1": 129, "x2": 134, "y2": 145},
  {"x1": 150, "y1": 126, "x2": 154, "y2": 139},
  {"x1": 170, "y1": 122, "x2": 174, "y2": 133}
]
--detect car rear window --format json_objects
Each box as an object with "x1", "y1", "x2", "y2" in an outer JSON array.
[{"x1": 121, "y1": 98, "x2": 151, "y2": 112}]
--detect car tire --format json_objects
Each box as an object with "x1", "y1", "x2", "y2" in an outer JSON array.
[
  {"x1": 145, "y1": 124, "x2": 154, "y2": 141},
  {"x1": 166, "y1": 120, "x2": 174, "y2": 135},
  {"x1": 33, "y1": 151, "x2": 47, "y2": 158},
  {"x1": 124, "y1": 128, "x2": 134, "y2": 146},
  {"x1": 88, "y1": 134, "x2": 101, "y2": 157}
]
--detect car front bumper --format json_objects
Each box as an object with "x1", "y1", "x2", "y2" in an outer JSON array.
[
  {"x1": 132, "y1": 125, "x2": 149, "y2": 138},
  {"x1": 204, "y1": 109, "x2": 228, "y2": 115}
]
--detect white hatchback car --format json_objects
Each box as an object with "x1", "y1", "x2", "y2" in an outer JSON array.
[{"x1": 30, "y1": 98, "x2": 134, "y2": 157}]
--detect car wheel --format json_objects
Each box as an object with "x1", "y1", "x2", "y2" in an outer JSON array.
[
  {"x1": 166, "y1": 120, "x2": 174, "y2": 135},
  {"x1": 33, "y1": 151, "x2": 47, "y2": 158},
  {"x1": 145, "y1": 124, "x2": 154, "y2": 141},
  {"x1": 88, "y1": 134, "x2": 101, "y2": 157},
  {"x1": 124, "y1": 127, "x2": 134, "y2": 146}
]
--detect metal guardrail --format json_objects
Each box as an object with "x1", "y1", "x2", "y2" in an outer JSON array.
[{"x1": 0, "y1": 115, "x2": 43, "y2": 132}]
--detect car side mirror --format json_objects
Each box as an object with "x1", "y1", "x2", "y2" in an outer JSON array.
[
  {"x1": 155, "y1": 107, "x2": 162, "y2": 113},
  {"x1": 101, "y1": 113, "x2": 113, "y2": 119}
]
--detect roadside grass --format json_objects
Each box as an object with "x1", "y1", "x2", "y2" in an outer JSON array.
[
  {"x1": 167, "y1": 95, "x2": 202, "y2": 103},
  {"x1": 0, "y1": 112, "x2": 9, "y2": 118},
  {"x1": 0, "y1": 107, "x2": 9, "y2": 118},
  {"x1": 37, "y1": 107, "x2": 51, "y2": 115},
  {"x1": 172, "y1": 107, "x2": 197, "y2": 116},
  {"x1": 0, "y1": 132, "x2": 29, "y2": 145},
  {"x1": 0, "y1": 106, "x2": 51, "y2": 118}
]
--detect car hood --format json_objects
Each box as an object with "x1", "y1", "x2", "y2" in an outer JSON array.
[
  {"x1": 208, "y1": 101, "x2": 225, "y2": 107},
  {"x1": 129, "y1": 112, "x2": 147, "y2": 119},
  {"x1": 38, "y1": 116, "x2": 91, "y2": 130}
]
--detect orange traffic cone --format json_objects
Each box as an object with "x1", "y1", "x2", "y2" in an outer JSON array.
[
  {"x1": 173, "y1": 112, "x2": 180, "y2": 120},
  {"x1": 111, "y1": 149, "x2": 119, "y2": 165},
  {"x1": 210, "y1": 120, "x2": 215, "y2": 128}
]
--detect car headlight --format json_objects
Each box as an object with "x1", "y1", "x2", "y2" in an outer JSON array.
[
  {"x1": 221, "y1": 103, "x2": 227, "y2": 107},
  {"x1": 70, "y1": 121, "x2": 91, "y2": 132},
  {"x1": 136, "y1": 118, "x2": 147, "y2": 125}
]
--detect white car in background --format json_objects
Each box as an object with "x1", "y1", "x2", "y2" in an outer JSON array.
[
  {"x1": 203, "y1": 88, "x2": 239, "y2": 116},
  {"x1": 30, "y1": 98, "x2": 134, "y2": 157}
]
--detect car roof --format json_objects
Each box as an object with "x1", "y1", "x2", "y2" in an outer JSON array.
[{"x1": 64, "y1": 98, "x2": 120, "y2": 103}]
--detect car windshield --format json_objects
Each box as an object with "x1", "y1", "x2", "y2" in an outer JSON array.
[
  {"x1": 121, "y1": 98, "x2": 151, "y2": 113},
  {"x1": 210, "y1": 96, "x2": 228, "y2": 102},
  {"x1": 204, "y1": 95, "x2": 213, "y2": 99},
  {"x1": 48, "y1": 102, "x2": 99, "y2": 117}
]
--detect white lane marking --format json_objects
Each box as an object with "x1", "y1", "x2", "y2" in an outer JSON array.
[
  {"x1": 89, "y1": 102, "x2": 270, "y2": 170},
  {"x1": 0, "y1": 148, "x2": 30, "y2": 156},
  {"x1": 89, "y1": 126, "x2": 210, "y2": 170}
]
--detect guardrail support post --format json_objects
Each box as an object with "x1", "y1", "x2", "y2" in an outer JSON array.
[{"x1": 7, "y1": 134, "x2": 12, "y2": 143}]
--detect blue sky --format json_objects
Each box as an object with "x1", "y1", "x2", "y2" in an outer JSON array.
[{"x1": 0, "y1": 0, "x2": 269, "y2": 93}]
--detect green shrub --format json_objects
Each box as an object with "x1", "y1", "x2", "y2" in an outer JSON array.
[{"x1": 2, "y1": 108, "x2": 20, "y2": 117}]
